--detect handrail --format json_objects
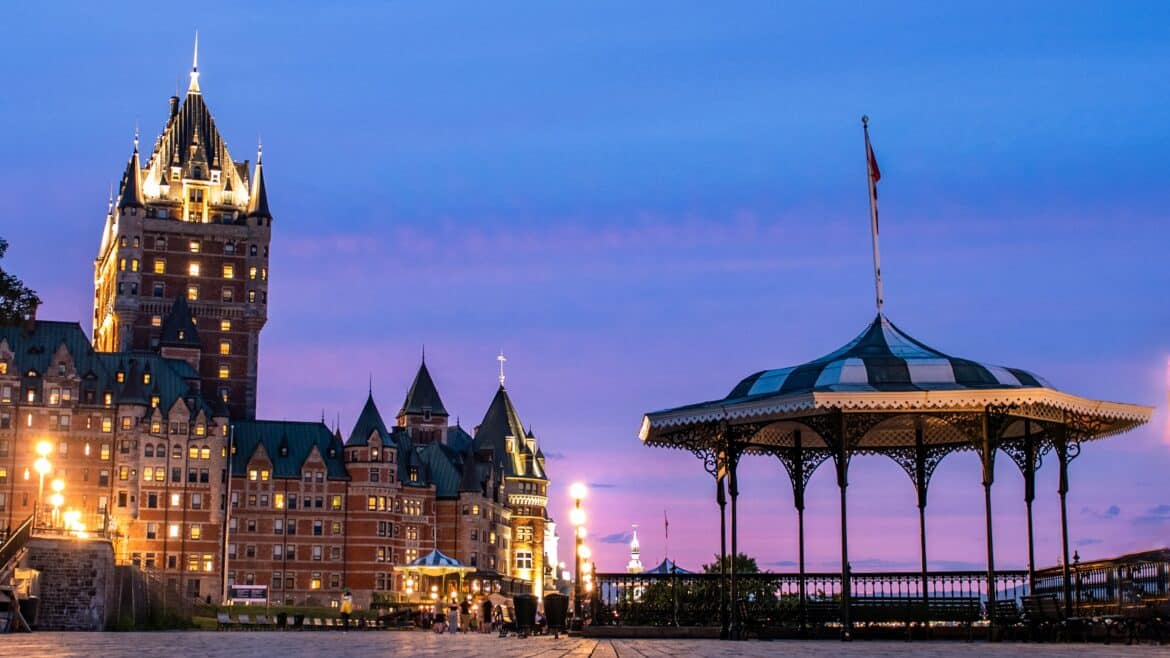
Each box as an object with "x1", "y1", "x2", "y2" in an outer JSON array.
[{"x1": 0, "y1": 515, "x2": 34, "y2": 575}]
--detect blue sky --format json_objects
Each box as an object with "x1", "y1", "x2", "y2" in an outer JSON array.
[{"x1": 2, "y1": 1, "x2": 1168, "y2": 572}]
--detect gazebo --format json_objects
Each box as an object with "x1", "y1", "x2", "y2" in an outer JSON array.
[
  {"x1": 394, "y1": 549, "x2": 476, "y2": 604},
  {"x1": 639, "y1": 313, "x2": 1152, "y2": 639}
]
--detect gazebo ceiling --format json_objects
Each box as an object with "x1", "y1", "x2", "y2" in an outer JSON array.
[{"x1": 640, "y1": 315, "x2": 1153, "y2": 452}]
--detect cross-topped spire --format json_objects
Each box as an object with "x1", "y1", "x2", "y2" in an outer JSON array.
[
  {"x1": 497, "y1": 350, "x2": 507, "y2": 387},
  {"x1": 188, "y1": 31, "x2": 201, "y2": 93}
]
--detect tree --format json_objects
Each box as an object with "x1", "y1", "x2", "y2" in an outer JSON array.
[
  {"x1": 702, "y1": 553, "x2": 762, "y2": 575},
  {"x1": 0, "y1": 237, "x2": 41, "y2": 325}
]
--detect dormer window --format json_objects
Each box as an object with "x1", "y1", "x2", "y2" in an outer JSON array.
[
  {"x1": 409, "y1": 467, "x2": 418, "y2": 483},
  {"x1": 506, "y1": 437, "x2": 516, "y2": 454},
  {"x1": 193, "y1": 166, "x2": 203, "y2": 179},
  {"x1": 211, "y1": 170, "x2": 221, "y2": 184},
  {"x1": 279, "y1": 444, "x2": 288, "y2": 457},
  {"x1": 150, "y1": 396, "x2": 159, "y2": 408},
  {"x1": 143, "y1": 373, "x2": 151, "y2": 385},
  {"x1": 371, "y1": 448, "x2": 379, "y2": 461},
  {"x1": 422, "y1": 406, "x2": 432, "y2": 421},
  {"x1": 116, "y1": 371, "x2": 125, "y2": 384}
]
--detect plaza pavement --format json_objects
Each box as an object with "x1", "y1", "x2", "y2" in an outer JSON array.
[{"x1": 3, "y1": 632, "x2": 1168, "y2": 657}]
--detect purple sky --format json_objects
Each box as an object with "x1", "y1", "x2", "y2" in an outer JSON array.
[{"x1": 2, "y1": 2, "x2": 1168, "y2": 574}]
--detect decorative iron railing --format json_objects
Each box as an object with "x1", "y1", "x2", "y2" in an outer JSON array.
[
  {"x1": 1034, "y1": 560, "x2": 1170, "y2": 617},
  {"x1": 591, "y1": 570, "x2": 1030, "y2": 628}
]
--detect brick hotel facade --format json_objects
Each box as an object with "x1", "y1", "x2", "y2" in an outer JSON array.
[{"x1": 0, "y1": 48, "x2": 554, "y2": 608}]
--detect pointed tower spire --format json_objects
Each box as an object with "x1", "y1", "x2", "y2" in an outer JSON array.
[
  {"x1": 118, "y1": 132, "x2": 144, "y2": 209},
  {"x1": 247, "y1": 140, "x2": 271, "y2": 218},
  {"x1": 188, "y1": 31, "x2": 201, "y2": 93}
]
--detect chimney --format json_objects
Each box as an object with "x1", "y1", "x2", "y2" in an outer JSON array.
[
  {"x1": 169, "y1": 96, "x2": 180, "y2": 118},
  {"x1": 21, "y1": 303, "x2": 38, "y2": 335}
]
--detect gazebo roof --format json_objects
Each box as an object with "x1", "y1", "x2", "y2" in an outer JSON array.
[
  {"x1": 641, "y1": 314, "x2": 1153, "y2": 451},
  {"x1": 728, "y1": 315, "x2": 1048, "y2": 398},
  {"x1": 394, "y1": 549, "x2": 475, "y2": 575}
]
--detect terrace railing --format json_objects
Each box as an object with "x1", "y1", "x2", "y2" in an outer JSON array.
[
  {"x1": 1034, "y1": 559, "x2": 1170, "y2": 618},
  {"x1": 591, "y1": 570, "x2": 1030, "y2": 628}
]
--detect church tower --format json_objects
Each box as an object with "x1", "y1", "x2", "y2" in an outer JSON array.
[
  {"x1": 93, "y1": 37, "x2": 271, "y2": 419},
  {"x1": 626, "y1": 525, "x2": 643, "y2": 574}
]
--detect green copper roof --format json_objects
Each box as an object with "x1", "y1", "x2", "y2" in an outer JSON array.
[
  {"x1": 159, "y1": 296, "x2": 200, "y2": 348},
  {"x1": 346, "y1": 393, "x2": 392, "y2": 447},
  {"x1": 231, "y1": 419, "x2": 348, "y2": 480},
  {"x1": 472, "y1": 385, "x2": 546, "y2": 480},
  {"x1": 399, "y1": 360, "x2": 448, "y2": 417}
]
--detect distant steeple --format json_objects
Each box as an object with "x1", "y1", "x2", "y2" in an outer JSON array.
[
  {"x1": 627, "y1": 525, "x2": 643, "y2": 574},
  {"x1": 247, "y1": 141, "x2": 271, "y2": 218},
  {"x1": 118, "y1": 132, "x2": 144, "y2": 209},
  {"x1": 188, "y1": 31, "x2": 201, "y2": 93}
]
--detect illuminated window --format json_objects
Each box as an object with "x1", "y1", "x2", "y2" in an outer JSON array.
[
  {"x1": 195, "y1": 423, "x2": 205, "y2": 437},
  {"x1": 188, "y1": 262, "x2": 201, "y2": 277},
  {"x1": 150, "y1": 396, "x2": 160, "y2": 408},
  {"x1": 101, "y1": 417, "x2": 112, "y2": 433},
  {"x1": 310, "y1": 573, "x2": 322, "y2": 590},
  {"x1": 119, "y1": 258, "x2": 127, "y2": 271},
  {"x1": 190, "y1": 525, "x2": 202, "y2": 540},
  {"x1": 516, "y1": 551, "x2": 533, "y2": 570},
  {"x1": 168, "y1": 524, "x2": 180, "y2": 538},
  {"x1": 171, "y1": 493, "x2": 181, "y2": 507},
  {"x1": 103, "y1": 392, "x2": 112, "y2": 407},
  {"x1": 187, "y1": 285, "x2": 198, "y2": 301},
  {"x1": 249, "y1": 266, "x2": 258, "y2": 280},
  {"x1": 274, "y1": 493, "x2": 285, "y2": 510},
  {"x1": 143, "y1": 372, "x2": 151, "y2": 385},
  {"x1": 116, "y1": 371, "x2": 125, "y2": 384},
  {"x1": 221, "y1": 288, "x2": 234, "y2": 303},
  {"x1": 153, "y1": 259, "x2": 165, "y2": 274},
  {"x1": 260, "y1": 470, "x2": 270, "y2": 481},
  {"x1": 151, "y1": 420, "x2": 161, "y2": 433},
  {"x1": 261, "y1": 267, "x2": 267, "y2": 281},
  {"x1": 218, "y1": 364, "x2": 230, "y2": 379},
  {"x1": 249, "y1": 470, "x2": 258, "y2": 481},
  {"x1": 367, "y1": 497, "x2": 376, "y2": 511},
  {"x1": 189, "y1": 240, "x2": 200, "y2": 253},
  {"x1": 331, "y1": 495, "x2": 342, "y2": 511},
  {"x1": 248, "y1": 290, "x2": 256, "y2": 303},
  {"x1": 131, "y1": 259, "x2": 139, "y2": 272},
  {"x1": 203, "y1": 554, "x2": 214, "y2": 572},
  {"x1": 187, "y1": 555, "x2": 199, "y2": 572},
  {"x1": 220, "y1": 319, "x2": 231, "y2": 332},
  {"x1": 222, "y1": 264, "x2": 235, "y2": 279},
  {"x1": 100, "y1": 443, "x2": 111, "y2": 460},
  {"x1": 189, "y1": 446, "x2": 199, "y2": 459}
]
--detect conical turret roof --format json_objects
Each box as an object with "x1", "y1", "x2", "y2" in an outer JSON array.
[
  {"x1": 346, "y1": 393, "x2": 391, "y2": 447},
  {"x1": 400, "y1": 360, "x2": 448, "y2": 417},
  {"x1": 159, "y1": 295, "x2": 200, "y2": 348}
]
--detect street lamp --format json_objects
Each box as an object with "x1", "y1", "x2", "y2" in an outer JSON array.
[
  {"x1": 49, "y1": 479, "x2": 65, "y2": 529},
  {"x1": 569, "y1": 482, "x2": 588, "y2": 630},
  {"x1": 34, "y1": 441, "x2": 53, "y2": 529}
]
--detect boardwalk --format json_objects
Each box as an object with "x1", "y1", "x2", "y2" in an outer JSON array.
[{"x1": 4, "y1": 632, "x2": 1167, "y2": 657}]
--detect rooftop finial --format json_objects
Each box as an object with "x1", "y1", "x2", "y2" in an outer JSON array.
[
  {"x1": 188, "y1": 31, "x2": 201, "y2": 93},
  {"x1": 256, "y1": 135, "x2": 263, "y2": 164},
  {"x1": 368, "y1": 372, "x2": 373, "y2": 396},
  {"x1": 133, "y1": 121, "x2": 139, "y2": 153},
  {"x1": 497, "y1": 350, "x2": 507, "y2": 387},
  {"x1": 107, "y1": 183, "x2": 114, "y2": 213},
  {"x1": 421, "y1": 344, "x2": 426, "y2": 364}
]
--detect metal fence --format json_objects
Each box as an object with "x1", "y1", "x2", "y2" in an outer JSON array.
[
  {"x1": 1034, "y1": 560, "x2": 1170, "y2": 617},
  {"x1": 591, "y1": 570, "x2": 1030, "y2": 628}
]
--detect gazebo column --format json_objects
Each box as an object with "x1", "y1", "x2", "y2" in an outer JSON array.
[
  {"x1": 1023, "y1": 420, "x2": 1038, "y2": 595},
  {"x1": 725, "y1": 445, "x2": 743, "y2": 640},
  {"x1": 793, "y1": 431, "x2": 808, "y2": 636},
  {"x1": 978, "y1": 407, "x2": 996, "y2": 627},
  {"x1": 717, "y1": 473, "x2": 729, "y2": 639},
  {"x1": 1056, "y1": 434, "x2": 1081, "y2": 618},
  {"x1": 835, "y1": 438, "x2": 852, "y2": 641},
  {"x1": 914, "y1": 422, "x2": 930, "y2": 607}
]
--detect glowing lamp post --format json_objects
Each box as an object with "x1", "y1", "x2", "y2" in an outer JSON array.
[
  {"x1": 49, "y1": 479, "x2": 65, "y2": 529},
  {"x1": 33, "y1": 441, "x2": 53, "y2": 529},
  {"x1": 569, "y1": 482, "x2": 588, "y2": 629}
]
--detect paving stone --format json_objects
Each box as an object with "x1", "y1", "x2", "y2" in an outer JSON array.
[{"x1": 2, "y1": 632, "x2": 1167, "y2": 657}]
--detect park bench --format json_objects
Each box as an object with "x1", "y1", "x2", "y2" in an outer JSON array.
[
  {"x1": 254, "y1": 614, "x2": 271, "y2": 629},
  {"x1": 1021, "y1": 593, "x2": 1093, "y2": 642},
  {"x1": 237, "y1": 614, "x2": 255, "y2": 630},
  {"x1": 216, "y1": 612, "x2": 236, "y2": 630},
  {"x1": 311, "y1": 617, "x2": 324, "y2": 629},
  {"x1": 992, "y1": 598, "x2": 1024, "y2": 641}
]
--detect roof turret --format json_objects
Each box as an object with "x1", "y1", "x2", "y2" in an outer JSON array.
[
  {"x1": 158, "y1": 296, "x2": 200, "y2": 348},
  {"x1": 400, "y1": 359, "x2": 448, "y2": 417}
]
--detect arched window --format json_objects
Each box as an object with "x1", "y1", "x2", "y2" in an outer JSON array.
[{"x1": 144, "y1": 444, "x2": 154, "y2": 458}]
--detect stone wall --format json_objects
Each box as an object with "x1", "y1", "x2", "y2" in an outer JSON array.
[{"x1": 23, "y1": 536, "x2": 116, "y2": 631}]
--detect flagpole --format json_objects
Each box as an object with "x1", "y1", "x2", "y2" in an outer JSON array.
[{"x1": 863, "y1": 115, "x2": 884, "y2": 315}]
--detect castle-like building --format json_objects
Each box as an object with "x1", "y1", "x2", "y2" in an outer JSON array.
[{"x1": 0, "y1": 45, "x2": 553, "y2": 607}]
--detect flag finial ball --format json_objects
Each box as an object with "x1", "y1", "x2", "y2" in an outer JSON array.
[{"x1": 862, "y1": 115, "x2": 869, "y2": 125}]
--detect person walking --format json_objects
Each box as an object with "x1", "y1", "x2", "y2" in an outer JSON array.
[
  {"x1": 460, "y1": 598, "x2": 471, "y2": 633},
  {"x1": 339, "y1": 589, "x2": 354, "y2": 630},
  {"x1": 482, "y1": 599, "x2": 493, "y2": 634},
  {"x1": 448, "y1": 600, "x2": 459, "y2": 635}
]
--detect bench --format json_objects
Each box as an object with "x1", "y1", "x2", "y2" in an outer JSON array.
[
  {"x1": 1022, "y1": 593, "x2": 1094, "y2": 642},
  {"x1": 255, "y1": 614, "x2": 272, "y2": 629},
  {"x1": 237, "y1": 614, "x2": 255, "y2": 630},
  {"x1": 992, "y1": 598, "x2": 1024, "y2": 641},
  {"x1": 216, "y1": 612, "x2": 236, "y2": 630}
]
